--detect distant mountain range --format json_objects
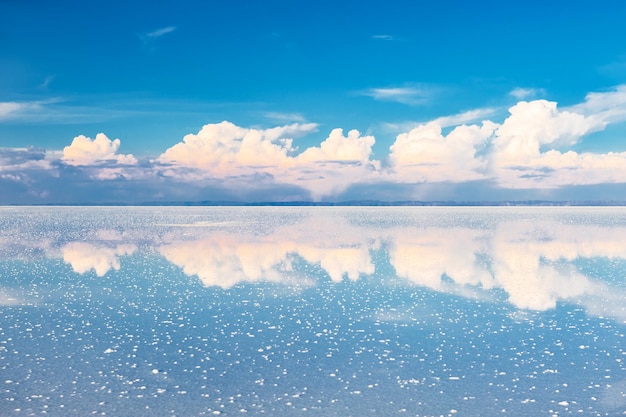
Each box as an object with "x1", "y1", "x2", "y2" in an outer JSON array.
[{"x1": 21, "y1": 200, "x2": 626, "y2": 206}]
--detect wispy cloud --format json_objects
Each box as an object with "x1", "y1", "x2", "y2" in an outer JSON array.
[
  {"x1": 140, "y1": 26, "x2": 177, "y2": 51},
  {"x1": 567, "y1": 85, "x2": 626, "y2": 123},
  {"x1": 263, "y1": 111, "x2": 307, "y2": 123},
  {"x1": 432, "y1": 108, "x2": 497, "y2": 127},
  {"x1": 372, "y1": 34, "x2": 395, "y2": 41},
  {"x1": 361, "y1": 85, "x2": 432, "y2": 105},
  {"x1": 0, "y1": 98, "x2": 134, "y2": 124},
  {"x1": 509, "y1": 87, "x2": 545, "y2": 100},
  {"x1": 383, "y1": 107, "x2": 497, "y2": 133},
  {"x1": 38, "y1": 75, "x2": 55, "y2": 90},
  {"x1": 144, "y1": 26, "x2": 176, "y2": 39},
  {"x1": 0, "y1": 100, "x2": 50, "y2": 121}
]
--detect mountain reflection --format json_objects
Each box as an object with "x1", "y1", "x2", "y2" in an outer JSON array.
[{"x1": 51, "y1": 209, "x2": 626, "y2": 314}]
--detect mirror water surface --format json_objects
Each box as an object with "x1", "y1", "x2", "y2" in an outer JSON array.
[{"x1": 1, "y1": 207, "x2": 626, "y2": 416}]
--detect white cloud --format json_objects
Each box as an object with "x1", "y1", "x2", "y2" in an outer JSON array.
[
  {"x1": 386, "y1": 87, "x2": 626, "y2": 190},
  {"x1": 158, "y1": 121, "x2": 379, "y2": 200},
  {"x1": 495, "y1": 100, "x2": 604, "y2": 153},
  {"x1": 432, "y1": 108, "x2": 497, "y2": 127},
  {"x1": 361, "y1": 86, "x2": 430, "y2": 105},
  {"x1": 567, "y1": 85, "x2": 626, "y2": 123},
  {"x1": 7, "y1": 85, "x2": 626, "y2": 200},
  {"x1": 294, "y1": 128, "x2": 379, "y2": 198},
  {"x1": 509, "y1": 87, "x2": 545, "y2": 99},
  {"x1": 0, "y1": 101, "x2": 46, "y2": 121},
  {"x1": 388, "y1": 120, "x2": 497, "y2": 182},
  {"x1": 144, "y1": 26, "x2": 176, "y2": 39},
  {"x1": 490, "y1": 99, "x2": 624, "y2": 188},
  {"x1": 158, "y1": 121, "x2": 305, "y2": 172},
  {"x1": 372, "y1": 34, "x2": 396, "y2": 41},
  {"x1": 0, "y1": 102, "x2": 27, "y2": 119},
  {"x1": 382, "y1": 107, "x2": 496, "y2": 134},
  {"x1": 264, "y1": 111, "x2": 307, "y2": 123},
  {"x1": 62, "y1": 133, "x2": 138, "y2": 166}
]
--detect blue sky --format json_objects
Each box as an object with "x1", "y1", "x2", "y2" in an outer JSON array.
[{"x1": 2, "y1": 0, "x2": 626, "y2": 203}]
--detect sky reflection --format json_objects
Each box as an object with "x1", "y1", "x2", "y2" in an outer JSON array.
[
  {"x1": 2, "y1": 207, "x2": 626, "y2": 416},
  {"x1": 5, "y1": 207, "x2": 622, "y2": 316}
]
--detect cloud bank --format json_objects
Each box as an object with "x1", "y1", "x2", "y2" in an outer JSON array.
[
  {"x1": 157, "y1": 121, "x2": 379, "y2": 199},
  {"x1": 2, "y1": 86, "x2": 626, "y2": 202}
]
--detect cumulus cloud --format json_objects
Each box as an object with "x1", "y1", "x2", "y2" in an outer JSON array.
[
  {"x1": 387, "y1": 86, "x2": 626, "y2": 190},
  {"x1": 6, "y1": 85, "x2": 626, "y2": 202},
  {"x1": 158, "y1": 121, "x2": 309, "y2": 172},
  {"x1": 494, "y1": 100, "x2": 604, "y2": 155},
  {"x1": 388, "y1": 120, "x2": 497, "y2": 182},
  {"x1": 294, "y1": 128, "x2": 379, "y2": 198},
  {"x1": 490, "y1": 98, "x2": 625, "y2": 188},
  {"x1": 158, "y1": 121, "x2": 379, "y2": 200},
  {"x1": 62, "y1": 133, "x2": 137, "y2": 166}
]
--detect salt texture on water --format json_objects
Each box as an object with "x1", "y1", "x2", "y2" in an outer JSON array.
[{"x1": 1, "y1": 206, "x2": 626, "y2": 416}]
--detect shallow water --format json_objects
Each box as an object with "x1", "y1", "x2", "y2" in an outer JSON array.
[{"x1": 1, "y1": 206, "x2": 626, "y2": 416}]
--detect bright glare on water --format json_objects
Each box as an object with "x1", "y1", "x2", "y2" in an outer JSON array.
[{"x1": 1, "y1": 206, "x2": 626, "y2": 416}]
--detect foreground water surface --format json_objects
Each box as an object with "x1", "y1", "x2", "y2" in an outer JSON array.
[{"x1": 1, "y1": 206, "x2": 626, "y2": 416}]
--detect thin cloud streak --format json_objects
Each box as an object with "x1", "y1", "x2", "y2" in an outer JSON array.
[
  {"x1": 372, "y1": 34, "x2": 396, "y2": 41},
  {"x1": 360, "y1": 85, "x2": 432, "y2": 105},
  {"x1": 144, "y1": 26, "x2": 176, "y2": 39},
  {"x1": 509, "y1": 87, "x2": 546, "y2": 100}
]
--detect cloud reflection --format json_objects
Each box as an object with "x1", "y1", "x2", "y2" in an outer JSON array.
[
  {"x1": 158, "y1": 214, "x2": 376, "y2": 288},
  {"x1": 48, "y1": 209, "x2": 626, "y2": 315},
  {"x1": 62, "y1": 242, "x2": 136, "y2": 277}
]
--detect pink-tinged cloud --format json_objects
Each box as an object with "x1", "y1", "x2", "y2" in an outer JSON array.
[
  {"x1": 387, "y1": 87, "x2": 626, "y2": 189},
  {"x1": 62, "y1": 242, "x2": 136, "y2": 277},
  {"x1": 158, "y1": 121, "x2": 379, "y2": 200},
  {"x1": 6, "y1": 85, "x2": 626, "y2": 203},
  {"x1": 490, "y1": 98, "x2": 626, "y2": 188},
  {"x1": 62, "y1": 133, "x2": 137, "y2": 166},
  {"x1": 389, "y1": 121, "x2": 497, "y2": 182},
  {"x1": 158, "y1": 212, "x2": 377, "y2": 287}
]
